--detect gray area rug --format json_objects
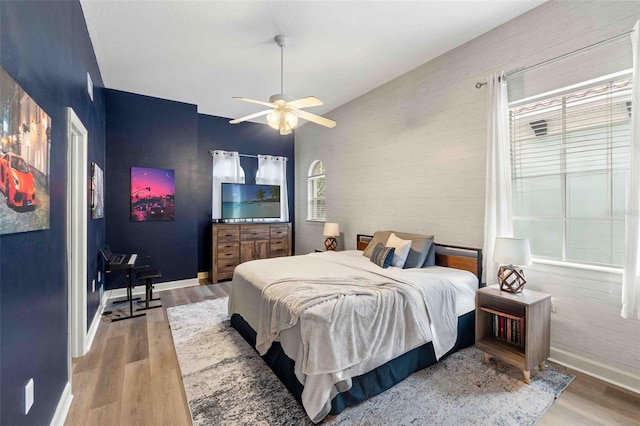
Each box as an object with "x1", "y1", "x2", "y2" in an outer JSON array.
[{"x1": 167, "y1": 298, "x2": 574, "y2": 426}]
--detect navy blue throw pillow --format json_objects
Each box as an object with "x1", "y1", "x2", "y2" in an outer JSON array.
[{"x1": 370, "y1": 243, "x2": 395, "y2": 268}]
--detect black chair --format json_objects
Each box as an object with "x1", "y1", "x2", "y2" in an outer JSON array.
[{"x1": 136, "y1": 269, "x2": 163, "y2": 311}]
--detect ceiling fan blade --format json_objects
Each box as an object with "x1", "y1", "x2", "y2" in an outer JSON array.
[
  {"x1": 287, "y1": 96, "x2": 324, "y2": 109},
  {"x1": 229, "y1": 109, "x2": 272, "y2": 124},
  {"x1": 296, "y1": 109, "x2": 336, "y2": 128},
  {"x1": 233, "y1": 97, "x2": 275, "y2": 108}
]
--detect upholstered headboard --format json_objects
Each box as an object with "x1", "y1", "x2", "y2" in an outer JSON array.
[{"x1": 356, "y1": 233, "x2": 483, "y2": 287}]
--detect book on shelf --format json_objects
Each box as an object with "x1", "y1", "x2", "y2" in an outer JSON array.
[{"x1": 489, "y1": 312, "x2": 523, "y2": 346}]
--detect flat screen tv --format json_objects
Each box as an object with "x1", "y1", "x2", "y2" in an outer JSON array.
[{"x1": 221, "y1": 183, "x2": 281, "y2": 220}]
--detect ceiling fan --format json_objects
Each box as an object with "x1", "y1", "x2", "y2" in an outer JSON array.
[{"x1": 229, "y1": 35, "x2": 336, "y2": 135}]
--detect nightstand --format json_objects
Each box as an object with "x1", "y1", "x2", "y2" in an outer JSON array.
[{"x1": 476, "y1": 284, "x2": 551, "y2": 384}]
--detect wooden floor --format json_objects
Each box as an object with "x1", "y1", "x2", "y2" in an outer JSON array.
[{"x1": 65, "y1": 282, "x2": 640, "y2": 426}]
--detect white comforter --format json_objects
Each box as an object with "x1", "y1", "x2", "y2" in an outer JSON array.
[{"x1": 228, "y1": 251, "x2": 475, "y2": 423}]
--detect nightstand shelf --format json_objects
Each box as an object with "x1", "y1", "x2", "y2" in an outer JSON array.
[{"x1": 476, "y1": 284, "x2": 551, "y2": 384}]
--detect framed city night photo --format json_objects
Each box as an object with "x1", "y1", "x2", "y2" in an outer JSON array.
[{"x1": 130, "y1": 166, "x2": 175, "y2": 222}]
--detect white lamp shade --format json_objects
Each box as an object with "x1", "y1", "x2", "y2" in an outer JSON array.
[
  {"x1": 323, "y1": 222, "x2": 340, "y2": 237},
  {"x1": 493, "y1": 237, "x2": 532, "y2": 265}
]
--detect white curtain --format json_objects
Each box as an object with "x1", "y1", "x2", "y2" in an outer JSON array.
[
  {"x1": 256, "y1": 155, "x2": 289, "y2": 222},
  {"x1": 211, "y1": 150, "x2": 244, "y2": 220},
  {"x1": 622, "y1": 21, "x2": 640, "y2": 320},
  {"x1": 482, "y1": 72, "x2": 513, "y2": 284}
]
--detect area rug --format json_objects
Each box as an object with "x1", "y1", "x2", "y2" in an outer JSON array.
[{"x1": 167, "y1": 298, "x2": 574, "y2": 426}]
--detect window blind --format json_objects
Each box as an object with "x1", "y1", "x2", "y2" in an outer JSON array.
[
  {"x1": 509, "y1": 74, "x2": 632, "y2": 266},
  {"x1": 308, "y1": 175, "x2": 326, "y2": 220},
  {"x1": 510, "y1": 76, "x2": 632, "y2": 182}
]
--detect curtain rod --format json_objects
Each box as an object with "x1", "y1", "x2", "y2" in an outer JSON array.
[
  {"x1": 208, "y1": 150, "x2": 288, "y2": 160},
  {"x1": 475, "y1": 28, "x2": 635, "y2": 89},
  {"x1": 208, "y1": 150, "x2": 258, "y2": 159}
]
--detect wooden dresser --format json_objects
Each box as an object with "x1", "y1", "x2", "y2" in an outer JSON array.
[{"x1": 210, "y1": 223, "x2": 292, "y2": 283}]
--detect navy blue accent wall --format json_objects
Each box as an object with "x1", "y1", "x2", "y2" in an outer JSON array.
[
  {"x1": 197, "y1": 115, "x2": 295, "y2": 272},
  {"x1": 105, "y1": 97, "x2": 295, "y2": 283},
  {"x1": 0, "y1": 1, "x2": 106, "y2": 424},
  {"x1": 105, "y1": 90, "x2": 198, "y2": 288}
]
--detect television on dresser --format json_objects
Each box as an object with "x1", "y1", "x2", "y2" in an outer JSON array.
[{"x1": 221, "y1": 183, "x2": 281, "y2": 220}]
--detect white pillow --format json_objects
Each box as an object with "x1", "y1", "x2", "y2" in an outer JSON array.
[{"x1": 386, "y1": 233, "x2": 411, "y2": 267}]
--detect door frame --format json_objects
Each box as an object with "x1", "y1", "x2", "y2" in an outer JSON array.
[{"x1": 66, "y1": 107, "x2": 88, "y2": 381}]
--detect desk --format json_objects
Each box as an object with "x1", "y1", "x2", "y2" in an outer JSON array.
[{"x1": 107, "y1": 254, "x2": 146, "y2": 322}]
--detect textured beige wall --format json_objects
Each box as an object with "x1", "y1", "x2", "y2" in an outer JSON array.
[{"x1": 294, "y1": 1, "x2": 640, "y2": 389}]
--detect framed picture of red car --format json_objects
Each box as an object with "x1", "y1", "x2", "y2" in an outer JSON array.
[
  {"x1": 0, "y1": 66, "x2": 51, "y2": 235},
  {"x1": 130, "y1": 166, "x2": 175, "y2": 222}
]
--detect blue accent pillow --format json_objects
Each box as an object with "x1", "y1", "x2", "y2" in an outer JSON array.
[
  {"x1": 404, "y1": 238, "x2": 433, "y2": 269},
  {"x1": 422, "y1": 238, "x2": 436, "y2": 267},
  {"x1": 370, "y1": 243, "x2": 395, "y2": 268}
]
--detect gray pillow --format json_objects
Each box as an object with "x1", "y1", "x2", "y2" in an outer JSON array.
[
  {"x1": 421, "y1": 238, "x2": 436, "y2": 267},
  {"x1": 362, "y1": 231, "x2": 393, "y2": 258},
  {"x1": 370, "y1": 243, "x2": 395, "y2": 268},
  {"x1": 404, "y1": 238, "x2": 433, "y2": 268}
]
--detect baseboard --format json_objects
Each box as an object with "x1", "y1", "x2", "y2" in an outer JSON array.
[
  {"x1": 107, "y1": 277, "x2": 200, "y2": 300},
  {"x1": 84, "y1": 301, "x2": 104, "y2": 354},
  {"x1": 197, "y1": 271, "x2": 209, "y2": 280},
  {"x1": 49, "y1": 382, "x2": 72, "y2": 426},
  {"x1": 550, "y1": 347, "x2": 640, "y2": 394}
]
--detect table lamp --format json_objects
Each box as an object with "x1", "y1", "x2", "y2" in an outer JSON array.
[
  {"x1": 323, "y1": 223, "x2": 340, "y2": 251},
  {"x1": 493, "y1": 237, "x2": 532, "y2": 293}
]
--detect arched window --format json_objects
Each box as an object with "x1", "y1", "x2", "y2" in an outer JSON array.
[{"x1": 307, "y1": 160, "x2": 326, "y2": 221}]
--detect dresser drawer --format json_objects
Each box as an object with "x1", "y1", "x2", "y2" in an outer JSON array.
[
  {"x1": 270, "y1": 248, "x2": 289, "y2": 258},
  {"x1": 270, "y1": 225, "x2": 289, "y2": 239},
  {"x1": 217, "y1": 227, "x2": 239, "y2": 242},
  {"x1": 216, "y1": 271, "x2": 234, "y2": 281},
  {"x1": 217, "y1": 259, "x2": 239, "y2": 274},
  {"x1": 217, "y1": 241, "x2": 239, "y2": 256},
  {"x1": 241, "y1": 225, "x2": 270, "y2": 240},
  {"x1": 270, "y1": 239, "x2": 288, "y2": 251}
]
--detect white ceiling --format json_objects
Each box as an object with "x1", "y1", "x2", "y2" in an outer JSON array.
[{"x1": 80, "y1": 0, "x2": 545, "y2": 124}]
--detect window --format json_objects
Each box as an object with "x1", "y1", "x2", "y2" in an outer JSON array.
[
  {"x1": 510, "y1": 74, "x2": 632, "y2": 267},
  {"x1": 307, "y1": 160, "x2": 326, "y2": 221}
]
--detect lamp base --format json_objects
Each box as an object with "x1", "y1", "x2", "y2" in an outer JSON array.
[
  {"x1": 498, "y1": 265, "x2": 527, "y2": 293},
  {"x1": 324, "y1": 237, "x2": 337, "y2": 251}
]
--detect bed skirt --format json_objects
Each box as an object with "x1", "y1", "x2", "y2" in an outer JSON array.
[{"x1": 230, "y1": 310, "x2": 476, "y2": 416}]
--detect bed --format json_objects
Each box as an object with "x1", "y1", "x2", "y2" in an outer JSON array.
[{"x1": 228, "y1": 231, "x2": 483, "y2": 423}]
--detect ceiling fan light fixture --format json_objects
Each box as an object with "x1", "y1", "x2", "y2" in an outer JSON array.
[
  {"x1": 267, "y1": 108, "x2": 298, "y2": 135},
  {"x1": 266, "y1": 111, "x2": 280, "y2": 130},
  {"x1": 285, "y1": 108, "x2": 298, "y2": 128},
  {"x1": 230, "y1": 35, "x2": 336, "y2": 133}
]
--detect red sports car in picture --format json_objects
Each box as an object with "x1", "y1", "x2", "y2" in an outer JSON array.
[{"x1": 0, "y1": 152, "x2": 37, "y2": 208}]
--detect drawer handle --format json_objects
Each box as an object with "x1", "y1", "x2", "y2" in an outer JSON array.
[
  {"x1": 224, "y1": 234, "x2": 234, "y2": 237},
  {"x1": 224, "y1": 244, "x2": 233, "y2": 248}
]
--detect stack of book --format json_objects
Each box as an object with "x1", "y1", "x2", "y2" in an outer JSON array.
[{"x1": 490, "y1": 313, "x2": 523, "y2": 346}]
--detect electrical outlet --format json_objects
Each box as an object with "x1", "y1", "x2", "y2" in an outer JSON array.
[
  {"x1": 92, "y1": 279, "x2": 96, "y2": 292},
  {"x1": 25, "y1": 378, "x2": 34, "y2": 415}
]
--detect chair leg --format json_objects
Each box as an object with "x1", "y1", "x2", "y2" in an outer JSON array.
[{"x1": 137, "y1": 277, "x2": 162, "y2": 311}]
